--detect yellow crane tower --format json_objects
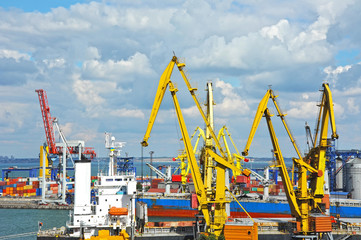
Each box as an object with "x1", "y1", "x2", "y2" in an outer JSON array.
[
  {"x1": 141, "y1": 55, "x2": 251, "y2": 237},
  {"x1": 242, "y1": 86, "x2": 335, "y2": 239}
]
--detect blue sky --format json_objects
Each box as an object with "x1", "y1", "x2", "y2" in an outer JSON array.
[
  {"x1": 1, "y1": 0, "x2": 361, "y2": 159},
  {"x1": 0, "y1": 0, "x2": 90, "y2": 12}
]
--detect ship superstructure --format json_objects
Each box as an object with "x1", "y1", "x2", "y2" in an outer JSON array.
[{"x1": 41, "y1": 133, "x2": 137, "y2": 239}]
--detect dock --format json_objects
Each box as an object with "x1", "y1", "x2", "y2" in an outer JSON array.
[{"x1": 0, "y1": 197, "x2": 72, "y2": 210}]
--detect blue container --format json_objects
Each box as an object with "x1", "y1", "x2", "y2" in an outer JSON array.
[{"x1": 36, "y1": 188, "x2": 42, "y2": 196}]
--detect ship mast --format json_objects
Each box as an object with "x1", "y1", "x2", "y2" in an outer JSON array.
[{"x1": 105, "y1": 133, "x2": 124, "y2": 176}]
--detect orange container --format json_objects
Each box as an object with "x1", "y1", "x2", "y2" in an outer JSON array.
[
  {"x1": 223, "y1": 222, "x2": 258, "y2": 240},
  {"x1": 309, "y1": 216, "x2": 332, "y2": 233}
]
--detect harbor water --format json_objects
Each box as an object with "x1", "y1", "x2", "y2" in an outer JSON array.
[{"x1": 0, "y1": 209, "x2": 68, "y2": 240}]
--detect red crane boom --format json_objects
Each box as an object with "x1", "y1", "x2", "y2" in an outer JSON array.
[{"x1": 35, "y1": 89, "x2": 58, "y2": 154}]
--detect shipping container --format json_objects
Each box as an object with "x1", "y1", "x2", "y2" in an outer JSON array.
[{"x1": 172, "y1": 175, "x2": 182, "y2": 182}]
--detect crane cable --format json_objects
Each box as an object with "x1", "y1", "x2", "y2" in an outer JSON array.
[{"x1": 225, "y1": 186, "x2": 255, "y2": 223}]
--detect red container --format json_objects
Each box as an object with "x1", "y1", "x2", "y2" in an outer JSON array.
[
  {"x1": 172, "y1": 175, "x2": 182, "y2": 182},
  {"x1": 236, "y1": 175, "x2": 248, "y2": 183},
  {"x1": 191, "y1": 194, "x2": 198, "y2": 209}
]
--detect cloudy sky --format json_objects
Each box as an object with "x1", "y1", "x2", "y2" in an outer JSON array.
[{"x1": 1, "y1": 0, "x2": 361, "y2": 159}]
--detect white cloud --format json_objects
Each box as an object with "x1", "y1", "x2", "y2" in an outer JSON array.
[
  {"x1": 183, "y1": 105, "x2": 200, "y2": 118},
  {"x1": 287, "y1": 101, "x2": 318, "y2": 119},
  {"x1": 73, "y1": 79, "x2": 106, "y2": 108},
  {"x1": 0, "y1": 102, "x2": 28, "y2": 133},
  {"x1": 287, "y1": 100, "x2": 344, "y2": 120},
  {"x1": 260, "y1": 19, "x2": 290, "y2": 43},
  {"x1": 59, "y1": 122, "x2": 73, "y2": 137},
  {"x1": 81, "y1": 52, "x2": 154, "y2": 81},
  {"x1": 302, "y1": 93, "x2": 309, "y2": 100},
  {"x1": 339, "y1": 87, "x2": 361, "y2": 97},
  {"x1": 0, "y1": 49, "x2": 31, "y2": 62},
  {"x1": 73, "y1": 129, "x2": 98, "y2": 143},
  {"x1": 324, "y1": 65, "x2": 352, "y2": 87},
  {"x1": 43, "y1": 58, "x2": 66, "y2": 68},
  {"x1": 110, "y1": 108, "x2": 145, "y2": 119},
  {"x1": 85, "y1": 46, "x2": 100, "y2": 60},
  {"x1": 346, "y1": 98, "x2": 360, "y2": 114},
  {"x1": 214, "y1": 79, "x2": 249, "y2": 116}
]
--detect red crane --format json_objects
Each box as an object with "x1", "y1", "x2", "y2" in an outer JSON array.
[
  {"x1": 35, "y1": 89, "x2": 96, "y2": 159},
  {"x1": 35, "y1": 89, "x2": 58, "y2": 154}
]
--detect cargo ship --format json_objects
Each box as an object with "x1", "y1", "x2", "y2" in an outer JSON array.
[
  {"x1": 139, "y1": 157, "x2": 361, "y2": 219},
  {"x1": 37, "y1": 134, "x2": 137, "y2": 239}
]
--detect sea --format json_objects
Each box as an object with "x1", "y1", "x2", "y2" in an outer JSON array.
[{"x1": 0, "y1": 157, "x2": 279, "y2": 240}]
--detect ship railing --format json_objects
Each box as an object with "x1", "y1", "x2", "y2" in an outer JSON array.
[
  {"x1": 330, "y1": 198, "x2": 361, "y2": 207},
  {"x1": 143, "y1": 226, "x2": 193, "y2": 235},
  {"x1": 332, "y1": 221, "x2": 361, "y2": 234},
  {"x1": 257, "y1": 222, "x2": 283, "y2": 233},
  {"x1": 37, "y1": 227, "x2": 66, "y2": 236}
]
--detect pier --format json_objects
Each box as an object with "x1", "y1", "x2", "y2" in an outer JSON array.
[{"x1": 0, "y1": 197, "x2": 72, "y2": 210}]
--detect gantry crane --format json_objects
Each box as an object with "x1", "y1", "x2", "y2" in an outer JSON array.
[
  {"x1": 36, "y1": 89, "x2": 96, "y2": 204},
  {"x1": 141, "y1": 56, "x2": 251, "y2": 237},
  {"x1": 242, "y1": 86, "x2": 334, "y2": 239}
]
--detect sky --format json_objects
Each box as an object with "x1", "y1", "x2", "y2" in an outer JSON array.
[{"x1": 0, "y1": 0, "x2": 361, "y2": 159}]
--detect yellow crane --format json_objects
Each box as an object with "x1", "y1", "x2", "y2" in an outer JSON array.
[
  {"x1": 174, "y1": 126, "x2": 206, "y2": 192},
  {"x1": 242, "y1": 86, "x2": 335, "y2": 239},
  {"x1": 306, "y1": 83, "x2": 338, "y2": 209},
  {"x1": 141, "y1": 55, "x2": 250, "y2": 237}
]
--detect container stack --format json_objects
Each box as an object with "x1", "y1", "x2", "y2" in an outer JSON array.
[
  {"x1": 232, "y1": 176, "x2": 286, "y2": 196},
  {"x1": 0, "y1": 177, "x2": 41, "y2": 197}
]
